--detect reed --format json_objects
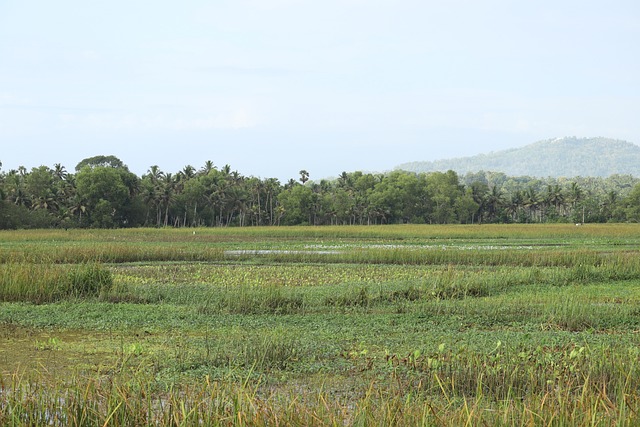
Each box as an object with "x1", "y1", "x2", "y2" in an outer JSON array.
[
  {"x1": 2, "y1": 366, "x2": 640, "y2": 426},
  {"x1": 0, "y1": 263, "x2": 112, "y2": 303},
  {"x1": 198, "y1": 285, "x2": 306, "y2": 315}
]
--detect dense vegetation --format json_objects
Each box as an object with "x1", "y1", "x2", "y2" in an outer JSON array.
[
  {"x1": 397, "y1": 137, "x2": 640, "y2": 178},
  {"x1": 2, "y1": 154, "x2": 640, "y2": 229},
  {"x1": 2, "y1": 225, "x2": 640, "y2": 425}
]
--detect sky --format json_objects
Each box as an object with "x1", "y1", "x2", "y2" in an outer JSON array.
[{"x1": 1, "y1": 1, "x2": 639, "y2": 182}]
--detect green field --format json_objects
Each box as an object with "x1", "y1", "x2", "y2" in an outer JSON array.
[{"x1": 2, "y1": 224, "x2": 640, "y2": 426}]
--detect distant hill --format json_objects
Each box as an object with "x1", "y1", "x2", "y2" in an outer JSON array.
[{"x1": 396, "y1": 137, "x2": 640, "y2": 178}]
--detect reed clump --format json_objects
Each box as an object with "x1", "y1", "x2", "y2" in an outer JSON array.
[
  {"x1": 197, "y1": 285, "x2": 306, "y2": 315},
  {"x1": 0, "y1": 263, "x2": 113, "y2": 303}
]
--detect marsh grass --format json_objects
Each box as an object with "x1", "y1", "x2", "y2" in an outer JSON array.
[
  {"x1": 0, "y1": 263, "x2": 113, "y2": 303},
  {"x1": 198, "y1": 285, "x2": 306, "y2": 315},
  {"x1": 0, "y1": 243, "x2": 226, "y2": 264},
  {"x1": 2, "y1": 361, "x2": 640, "y2": 426},
  {"x1": 381, "y1": 343, "x2": 640, "y2": 402},
  {"x1": 4, "y1": 225, "x2": 640, "y2": 425},
  {"x1": 541, "y1": 294, "x2": 637, "y2": 332},
  {"x1": 108, "y1": 262, "x2": 640, "y2": 313},
  {"x1": 2, "y1": 224, "x2": 640, "y2": 266}
]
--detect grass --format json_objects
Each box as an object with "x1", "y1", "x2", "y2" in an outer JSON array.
[
  {"x1": 0, "y1": 263, "x2": 112, "y2": 303},
  {"x1": 2, "y1": 224, "x2": 640, "y2": 425}
]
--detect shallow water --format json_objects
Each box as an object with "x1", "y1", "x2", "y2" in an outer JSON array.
[{"x1": 224, "y1": 249, "x2": 341, "y2": 256}]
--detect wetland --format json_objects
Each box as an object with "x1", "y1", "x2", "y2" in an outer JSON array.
[{"x1": 2, "y1": 224, "x2": 640, "y2": 425}]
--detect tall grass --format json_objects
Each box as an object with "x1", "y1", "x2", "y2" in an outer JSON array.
[
  {"x1": 0, "y1": 243, "x2": 226, "y2": 264},
  {"x1": 0, "y1": 263, "x2": 112, "y2": 303},
  {"x1": 2, "y1": 366, "x2": 640, "y2": 426},
  {"x1": 228, "y1": 247, "x2": 640, "y2": 271},
  {"x1": 197, "y1": 285, "x2": 306, "y2": 315},
  {"x1": 381, "y1": 343, "x2": 640, "y2": 402}
]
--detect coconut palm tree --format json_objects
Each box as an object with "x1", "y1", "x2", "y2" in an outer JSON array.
[
  {"x1": 181, "y1": 165, "x2": 196, "y2": 180},
  {"x1": 484, "y1": 185, "x2": 505, "y2": 222},
  {"x1": 524, "y1": 187, "x2": 540, "y2": 222},
  {"x1": 53, "y1": 163, "x2": 68, "y2": 181},
  {"x1": 159, "y1": 173, "x2": 176, "y2": 227},
  {"x1": 507, "y1": 190, "x2": 524, "y2": 222},
  {"x1": 199, "y1": 160, "x2": 215, "y2": 176},
  {"x1": 69, "y1": 196, "x2": 88, "y2": 224}
]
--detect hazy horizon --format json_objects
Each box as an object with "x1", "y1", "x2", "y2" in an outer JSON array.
[{"x1": 1, "y1": 1, "x2": 639, "y2": 182}]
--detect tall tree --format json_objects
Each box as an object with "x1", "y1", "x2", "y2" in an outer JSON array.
[
  {"x1": 299, "y1": 170, "x2": 310, "y2": 185},
  {"x1": 75, "y1": 166, "x2": 139, "y2": 227},
  {"x1": 75, "y1": 155, "x2": 127, "y2": 172},
  {"x1": 199, "y1": 160, "x2": 215, "y2": 176}
]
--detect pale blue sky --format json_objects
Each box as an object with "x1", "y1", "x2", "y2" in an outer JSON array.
[{"x1": 1, "y1": 1, "x2": 638, "y2": 181}]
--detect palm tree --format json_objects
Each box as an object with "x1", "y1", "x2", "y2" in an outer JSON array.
[
  {"x1": 181, "y1": 165, "x2": 196, "y2": 180},
  {"x1": 299, "y1": 170, "x2": 310, "y2": 185},
  {"x1": 507, "y1": 190, "x2": 524, "y2": 222},
  {"x1": 285, "y1": 179, "x2": 297, "y2": 189},
  {"x1": 600, "y1": 190, "x2": 618, "y2": 222},
  {"x1": 199, "y1": 160, "x2": 215, "y2": 176},
  {"x1": 570, "y1": 182, "x2": 583, "y2": 202},
  {"x1": 69, "y1": 196, "x2": 88, "y2": 224},
  {"x1": 246, "y1": 178, "x2": 261, "y2": 225},
  {"x1": 568, "y1": 182, "x2": 584, "y2": 213},
  {"x1": 484, "y1": 185, "x2": 504, "y2": 222},
  {"x1": 160, "y1": 173, "x2": 176, "y2": 227},
  {"x1": 544, "y1": 184, "x2": 565, "y2": 218},
  {"x1": 6, "y1": 172, "x2": 29, "y2": 208},
  {"x1": 53, "y1": 163, "x2": 68, "y2": 181},
  {"x1": 145, "y1": 166, "x2": 165, "y2": 226},
  {"x1": 264, "y1": 178, "x2": 280, "y2": 225},
  {"x1": 337, "y1": 171, "x2": 351, "y2": 189},
  {"x1": 524, "y1": 187, "x2": 540, "y2": 222},
  {"x1": 147, "y1": 165, "x2": 164, "y2": 183},
  {"x1": 55, "y1": 171, "x2": 76, "y2": 213}
]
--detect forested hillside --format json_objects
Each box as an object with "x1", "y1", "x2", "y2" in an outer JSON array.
[
  {"x1": 3, "y1": 155, "x2": 640, "y2": 228},
  {"x1": 397, "y1": 137, "x2": 640, "y2": 177}
]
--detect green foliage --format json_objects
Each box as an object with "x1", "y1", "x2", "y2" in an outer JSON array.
[
  {"x1": 277, "y1": 184, "x2": 313, "y2": 225},
  {"x1": 5, "y1": 151, "x2": 640, "y2": 229},
  {"x1": 75, "y1": 166, "x2": 140, "y2": 227},
  {"x1": 622, "y1": 182, "x2": 640, "y2": 221},
  {"x1": 75, "y1": 155, "x2": 127, "y2": 171},
  {"x1": 0, "y1": 202, "x2": 38, "y2": 229}
]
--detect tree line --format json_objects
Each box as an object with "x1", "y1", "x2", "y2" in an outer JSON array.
[{"x1": 2, "y1": 155, "x2": 640, "y2": 229}]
